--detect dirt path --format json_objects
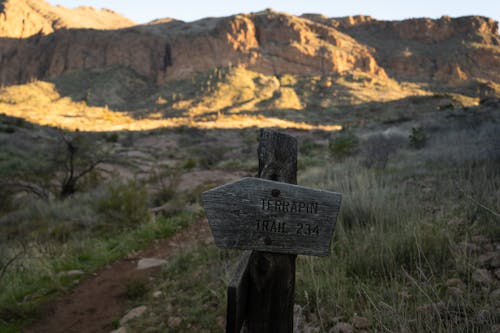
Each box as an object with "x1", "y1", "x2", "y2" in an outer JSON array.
[{"x1": 25, "y1": 219, "x2": 212, "y2": 333}]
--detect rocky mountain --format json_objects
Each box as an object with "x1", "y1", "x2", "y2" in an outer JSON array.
[
  {"x1": 0, "y1": 0, "x2": 134, "y2": 38},
  {"x1": 0, "y1": 2, "x2": 498, "y2": 93},
  {"x1": 0, "y1": 2, "x2": 499, "y2": 131}
]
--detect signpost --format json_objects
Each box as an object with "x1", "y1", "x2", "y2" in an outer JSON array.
[
  {"x1": 202, "y1": 129, "x2": 342, "y2": 333},
  {"x1": 203, "y1": 178, "x2": 341, "y2": 256}
]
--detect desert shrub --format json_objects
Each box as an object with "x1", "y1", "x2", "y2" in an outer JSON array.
[
  {"x1": 96, "y1": 180, "x2": 150, "y2": 230},
  {"x1": 328, "y1": 131, "x2": 359, "y2": 159},
  {"x1": 409, "y1": 127, "x2": 427, "y2": 149},
  {"x1": 183, "y1": 159, "x2": 196, "y2": 170},
  {"x1": 104, "y1": 133, "x2": 119, "y2": 143}
]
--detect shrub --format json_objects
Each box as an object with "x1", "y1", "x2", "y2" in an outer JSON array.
[
  {"x1": 328, "y1": 132, "x2": 359, "y2": 159},
  {"x1": 105, "y1": 133, "x2": 119, "y2": 143},
  {"x1": 97, "y1": 180, "x2": 150, "y2": 229},
  {"x1": 409, "y1": 127, "x2": 427, "y2": 149},
  {"x1": 183, "y1": 159, "x2": 196, "y2": 170}
]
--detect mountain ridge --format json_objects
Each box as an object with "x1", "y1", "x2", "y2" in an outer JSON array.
[{"x1": 0, "y1": 2, "x2": 498, "y2": 92}]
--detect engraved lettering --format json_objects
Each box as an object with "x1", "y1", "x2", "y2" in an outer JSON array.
[
  {"x1": 296, "y1": 223, "x2": 319, "y2": 236},
  {"x1": 255, "y1": 219, "x2": 288, "y2": 234},
  {"x1": 283, "y1": 201, "x2": 290, "y2": 212},
  {"x1": 261, "y1": 198, "x2": 319, "y2": 215},
  {"x1": 298, "y1": 202, "x2": 306, "y2": 213},
  {"x1": 262, "y1": 220, "x2": 269, "y2": 232}
]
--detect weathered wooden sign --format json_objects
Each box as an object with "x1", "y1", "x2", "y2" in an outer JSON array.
[
  {"x1": 202, "y1": 129, "x2": 343, "y2": 333},
  {"x1": 203, "y1": 177, "x2": 341, "y2": 256}
]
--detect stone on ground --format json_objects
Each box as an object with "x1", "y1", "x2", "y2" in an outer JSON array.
[
  {"x1": 137, "y1": 258, "x2": 167, "y2": 270},
  {"x1": 352, "y1": 315, "x2": 371, "y2": 329},
  {"x1": 119, "y1": 306, "x2": 147, "y2": 325},
  {"x1": 330, "y1": 322, "x2": 353, "y2": 333},
  {"x1": 472, "y1": 269, "x2": 493, "y2": 285}
]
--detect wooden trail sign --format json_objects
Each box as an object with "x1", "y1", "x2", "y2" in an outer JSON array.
[
  {"x1": 202, "y1": 177, "x2": 342, "y2": 256},
  {"x1": 202, "y1": 129, "x2": 342, "y2": 333}
]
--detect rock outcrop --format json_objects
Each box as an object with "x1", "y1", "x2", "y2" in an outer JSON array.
[
  {"x1": 0, "y1": 2, "x2": 498, "y2": 90},
  {"x1": 303, "y1": 14, "x2": 500, "y2": 87},
  {"x1": 0, "y1": 0, "x2": 134, "y2": 38},
  {"x1": 0, "y1": 9, "x2": 386, "y2": 86}
]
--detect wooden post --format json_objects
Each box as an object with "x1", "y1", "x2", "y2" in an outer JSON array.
[
  {"x1": 202, "y1": 129, "x2": 342, "y2": 333},
  {"x1": 245, "y1": 129, "x2": 298, "y2": 333}
]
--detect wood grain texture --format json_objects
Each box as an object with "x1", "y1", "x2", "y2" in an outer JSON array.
[
  {"x1": 202, "y1": 177, "x2": 341, "y2": 256},
  {"x1": 226, "y1": 251, "x2": 253, "y2": 333},
  {"x1": 247, "y1": 129, "x2": 297, "y2": 333}
]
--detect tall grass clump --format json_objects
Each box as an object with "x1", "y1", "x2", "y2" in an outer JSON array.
[{"x1": 295, "y1": 154, "x2": 493, "y2": 331}]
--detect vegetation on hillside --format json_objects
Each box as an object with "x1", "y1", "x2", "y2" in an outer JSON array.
[{"x1": 0, "y1": 98, "x2": 498, "y2": 331}]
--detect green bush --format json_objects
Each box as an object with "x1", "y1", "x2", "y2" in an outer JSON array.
[
  {"x1": 97, "y1": 180, "x2": 150, "y2": 229},
  {"x1": 409, "y1": 127, "x2": 427, "y2": 149},
  {"x1": 328, "y1": 132, "x2": 359, "y2": 159},
  {"x1": 183, "y1": 159, "x2": 196, "y2": 170},
  {"x1": 104, "y1": 133, "x2": 119, "y2": 143}
]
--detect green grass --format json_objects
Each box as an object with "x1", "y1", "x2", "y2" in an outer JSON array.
[
  {"x1": 0, "y1": 211, "x2": 198, "y2": 330},
  {"x1": 127, "y1": 245, "x2": 235, "y2": 333}
]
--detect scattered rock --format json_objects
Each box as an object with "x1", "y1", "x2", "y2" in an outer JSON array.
[
  {"x1": 416, "y1": 301, "x2": 446, "y2": 313},
  {"x1": 119, "y1": 306, "x2": 147, "y2": 325},
  {"x1": 474, "y1": 309, "x2": 492, "y2": 324},
  {"x1": 168, "y1": 316, "x2": 182, "y2": 328},
  {"x1": 447, "y1": 287, "x2": 464, "y2": 298},
  {"x1": 110, "y1": 327, "x2": 128, "y2": 333},
  {"x1": 490, "y1": 254, "x2": 500, "y2": 268},
  {"x1": 57, "y1": 270, "x2": 84, "y2": 277},
  {"x1": 352, "y1": 315, "x2": 371, "y2": 329},
  {"x1": 478, "y1": 252, "x2": 496, "y2": 267},
  {"x1": 153, "y1": 291, "x2": 163, "y2": 298},
  {"x1": 457, "y1": 242, "x2": 481, "y2": 255},
  {"x1": 136, "y1": 258, "x2": 167, "y2": 270},
  {"x1": 472, "y1": 235, "x2": 489, "y2": 245},
  {"x1": 446, "y1": 278, "x2": 466, "y2": 289},
  {"x1": 330, "y1": 322, "x2": 353, "y2": 333},
  {"x1": 472, "y1": 269, "x2": 493, "y2": 285},
  {"x1": 489, "y1": 289, "x2": 500, "y2": 307}
]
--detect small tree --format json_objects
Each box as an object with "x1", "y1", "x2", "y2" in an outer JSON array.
[
  {"x1": 55, "y1": 131, "x2": 108, "y2": 198},
  {"x1": 0, "y1": 129, "x2": 110, "y2": 201}
]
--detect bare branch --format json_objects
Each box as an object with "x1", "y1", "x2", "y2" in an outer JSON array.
[
  {"x1": 0, "y1": 250, "x2": 24, "y2": 282},
  {"x1": 0, "y1": 180, "x2": 50, "y2": 201}
]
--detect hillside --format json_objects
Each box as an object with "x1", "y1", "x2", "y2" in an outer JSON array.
[
  {"x1": 0, "y1": 0, "x2": 134, "y2": 38},
  {"x1": 0, "y1": 6, "x2": 498, "y2": 131}
]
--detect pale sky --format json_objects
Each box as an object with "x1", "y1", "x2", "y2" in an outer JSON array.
[{"x1": 46, "y1": 0, "x2": 500, "y2": 25}]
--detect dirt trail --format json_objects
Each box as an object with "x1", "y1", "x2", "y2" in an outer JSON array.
[{"x1": 25, "y1": 219, "x2": 212, "y2": 333}]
